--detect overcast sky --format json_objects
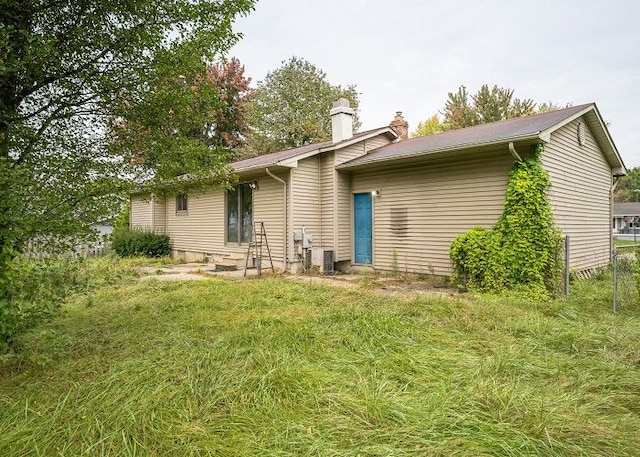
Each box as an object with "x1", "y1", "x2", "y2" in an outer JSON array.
[{"x1": 230, "y1": 0, "x2": 639, "y2": 168}]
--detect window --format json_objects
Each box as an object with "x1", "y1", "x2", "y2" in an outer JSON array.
[
  {"x1": 176, "y1": 194, "x2": 188, "y2": 213},
  {"x1": 227, "y1": 183, "x2": 253, "y2": 243}
]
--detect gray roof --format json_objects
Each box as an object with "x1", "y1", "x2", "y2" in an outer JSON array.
[
  {"x1": 337, "y1": 103, "x2": 625, "y2": 174},
  {"x1": 613, "y1": 202, "x2": 640, "y2": 216},
  {"x1": 232, "y1": 127, "x2": 395, "y2": 172}
]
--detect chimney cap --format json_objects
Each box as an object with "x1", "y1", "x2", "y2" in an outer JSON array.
[
  {"x1": 333, "y1": 98, "x2": 351, "y2": 109},
  {"x1": 390, "y1": 110, "x2": 409, "y2": 141},
  {"x1": 330, "y1": 98, "x2": 354, "y2": 117}
]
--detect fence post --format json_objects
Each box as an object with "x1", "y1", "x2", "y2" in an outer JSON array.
[
  {"x1": 613, "y1": 247, "x2": 618, "y2": 313},
  {"x1": 564, "y1": 235, "x2": 570, "y2": 295}
]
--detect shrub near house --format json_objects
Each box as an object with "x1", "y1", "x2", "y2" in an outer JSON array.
[
  {"x1": 111, "y1": 228, "x2": 171, "y2": 257},
  {"x1": 450, "y1": 146, "x2": 562, "y2": 296}
]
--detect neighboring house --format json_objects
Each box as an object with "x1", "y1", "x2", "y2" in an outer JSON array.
[
  {"x1": 612, "y1": 202, "x2": 640, "y2": 235},
  {"x1": 131, "y1": 100, "x2": 625, "y2": 275}
]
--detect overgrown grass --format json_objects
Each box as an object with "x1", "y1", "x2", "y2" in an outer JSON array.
[
  {"x1": 1, "y1": 262, "x2": 639, "y2": 456},
  {"x1": 613, "y1": 238, "x2": 640, "y2": 247}
]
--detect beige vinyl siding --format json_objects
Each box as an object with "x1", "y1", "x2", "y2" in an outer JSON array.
[
  {"x1": 165, "y1": 192, "x2": 225, "y2": 253},
  {"x1": 336, "y1": 143, "x2": 369, "y2": 260},
  {"x1": 291, "y1": 157, "x2": 321, "y2": 243},
  {"x1": 363, "y1": 135, "x2": 393, "y2": 152},
  {"x1": 153, "y1": 173, "x2": 288, "y2": 266},
  {"x1": 351, "y1": 148, "x2": 514, "y2": 275},
  {"x1": 320, "y1": 152, "x2": 335, "y2": 247},
  {"x1": 336, "y1": 171, "x2": 353, "y2": 261},
  {"x1": 542, "y1": 119, "x2": 612, "y2": 270},
  {"x1": 130, "y1": 196, "x2": 152, "y2": 229},
  {"x1": 334, "y1": 142, "x2": 367, "y2": 166},
  {"x1": 153, "y1": 197, "x2": 166, "y2": 232},
  {"x1": 254, "y1": 172, "x2": 287, "y2": 266}
]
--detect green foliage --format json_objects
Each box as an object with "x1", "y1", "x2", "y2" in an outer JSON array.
[
  {"x1": 0, "y1": 255, "x2": 137, "y2": 352},
  {"x1": 410, "y1": 114, "x2": 444, "y2": 137},
  {"x1": 241, "y1": 57, "x2": 360, "y2": 157},
  {"x1": 441, "y1": 85, "x2": 540, "y2": 130},
  {"x1": 0, "y1": 0, "x2": 255, "y2": 292},
  {"x1": 111, "y1": 228, "x2": 171, "y2": 258},
  {"x1": 1, "y1": 275, "x2": 639, "y2": 455},
  {"x1": 614, "y1": 166, "x2": 640, "y2": 202},
  {"x1": 450, "y1": 145, "x2": 562, "y2": 295},
  {"x1": 450, "y1": 227, "x2": 505, "y2": 290},
  {"x1": 112, "y1": 202, "x2": 130, "y2": 232},
  {"x1": 110, "y1": 55, "x2": 252, "y2": 175}
]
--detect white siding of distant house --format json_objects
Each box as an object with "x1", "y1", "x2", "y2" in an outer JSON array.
[{"x1": 542, "y1": 118, "x2": 613, "y2": 270}]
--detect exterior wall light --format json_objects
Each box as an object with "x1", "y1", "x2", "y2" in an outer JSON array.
[{"x1": 372, "y1": 189, "x2": 381, "y2": 197}]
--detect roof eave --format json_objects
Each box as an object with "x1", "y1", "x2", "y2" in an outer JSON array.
[
  {"x1": 318, "y1": 127, "x2": 397, "y2": 153},
  {"x1": 233, "y1": 127, "x2": 397, "y2": 172},
  {"x1": 232, "y1": 162, "x2": 297, "y2": 174},
  {"x1": 539, "y1": 103, "x2": 627, "y2": 175},
  {"x1": 336, "y1": 133, "x2": 542, "y2": 170}
]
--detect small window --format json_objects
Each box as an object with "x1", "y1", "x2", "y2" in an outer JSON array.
[{"x1": 176, "y1": 194, "x2": 188, "y2": 213}]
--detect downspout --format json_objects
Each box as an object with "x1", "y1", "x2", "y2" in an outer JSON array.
[
  {"x1": 610, "y1": 176, "x2": 620, "y2": 262},
  {"x1": 508, "y1": 142, "x2": 522, "y2": 161},
  {"x1": 150, "y1": 194, "x2": 155, "y2": 232},
  {"x1": 266, "y1": 167, "x2": 287, "y2": 270}
]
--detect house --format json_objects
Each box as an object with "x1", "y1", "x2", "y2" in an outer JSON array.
[
  {"x1": 612, "y1": 202, "x2": 640, "y2": 236},
  {"x1": 131, "y1": 100, "x2": 626, "y2": 275}
]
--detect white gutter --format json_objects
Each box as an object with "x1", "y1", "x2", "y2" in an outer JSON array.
[
  {"x1": 266, "y1": 167, "x2": 287, "y2": 270},
  {"x1": 508, "y1": 142, "x2": 522, "y2": 161},
  {"x1": 336, "y1": 133, "x2": 541, "y2": 169}
]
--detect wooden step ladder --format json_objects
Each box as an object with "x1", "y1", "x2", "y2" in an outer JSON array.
[{"x1": 244, "y1": 222, "x2": 274, "y2": 277}]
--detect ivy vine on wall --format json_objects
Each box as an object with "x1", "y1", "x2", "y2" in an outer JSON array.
[{"x1": 450, "y1": 144, "x2": 562, "y2": 296}]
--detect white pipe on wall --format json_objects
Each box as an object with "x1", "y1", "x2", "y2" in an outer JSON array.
[{"x1": 266, "y1": 167, "x2": 287, "y2": 270}]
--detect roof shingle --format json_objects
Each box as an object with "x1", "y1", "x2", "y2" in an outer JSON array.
[
  {"x1": 338, "y1": 104, "x2": 594, "y2": 168},
  {"x1": 231, "y1": 127, "x2": 394, "y2": 172}
]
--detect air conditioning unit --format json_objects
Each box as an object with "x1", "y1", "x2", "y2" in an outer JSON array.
[{"x1": 312, "y1": 248, "x2": 334, "y2": 274}]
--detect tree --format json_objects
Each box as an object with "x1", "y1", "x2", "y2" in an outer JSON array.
[
  {"x1": 614, "y1": 167, "x2": 640, "y2": 202},
  {"x1": 440, "y1": 84, "x2": 536, "y2": 130},
  {"x1": 109, "y1": 55, "x2": 252, "y2": 173},
  {"x1": 0, "y1": 1, "x2": 255, "y2": 321},
  {"x1": 442, "y1": 85, "x2": 479, "y2": 130},
  {"x1": 241, "y1": 57, "x2": 360, "y2": 156},
  {"x1": 411, "y1": 114, "x2": 444, "y2": 138}
]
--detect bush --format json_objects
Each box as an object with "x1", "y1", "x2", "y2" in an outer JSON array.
[
  {"x1": 450, "y1": 227, "x2": 506, "y2": 290},
  {"x1": 1, "y1": 256, "x2": 73, "y2": 351},
  {"x1": 111, "y1": 228, "x2": 171, "y2": 257},
  {"x1": 450, "y1": 145, "x2": 562, "y2": 296},
  {"x1": 0, "y1": 255, "x2": 139, "y2": 353}
]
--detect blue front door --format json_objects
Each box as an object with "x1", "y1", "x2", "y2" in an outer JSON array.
[{"x1": 354, "y1": 193, "x2": 372, "y2": 264}]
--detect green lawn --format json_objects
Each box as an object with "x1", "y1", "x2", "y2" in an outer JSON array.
[
  {"x1": 614, "y1": 238, "x2": 640, "y2": 247},
  {"x1": 1, "y1": 269, "x2": 639, "y2": 456}
]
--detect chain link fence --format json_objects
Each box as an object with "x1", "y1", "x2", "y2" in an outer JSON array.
[{"x1": 612, "y1": 244, "x2": 640, "y2": 312}]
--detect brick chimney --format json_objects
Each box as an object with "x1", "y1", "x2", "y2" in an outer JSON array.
[
  {"x1": 330, "y1": 98, "x2": 354, "y2": 143},
  {"x1": 390, "y1": 111, "x2": 409, "y2": 140}
]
